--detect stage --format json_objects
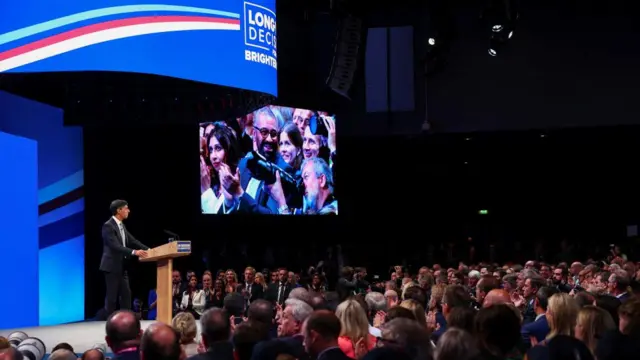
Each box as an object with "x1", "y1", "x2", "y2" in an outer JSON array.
[{"x1": 1, "y1": 320, "x2": 202, "y2": 356}]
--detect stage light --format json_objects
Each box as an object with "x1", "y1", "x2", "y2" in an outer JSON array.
[
  {"x1": 7, "y1": 332, "x2": 27, "y2": 348},
  {"x1": 484, "y1": 0, "x2": 519, "y2": 56},
  {"x1": 479, "y1": 209, "x2": 489, "y2": 215},
  {"x1": 17, "y1": 337, "x2": 46, "y2": 360}
]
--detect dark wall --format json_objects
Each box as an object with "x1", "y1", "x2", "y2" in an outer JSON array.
[{"x1": 427, "y1": 0, "x2": 640, "y2": 132}]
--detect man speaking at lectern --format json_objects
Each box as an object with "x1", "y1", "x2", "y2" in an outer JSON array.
[{"x1": 100, "y1": 200, "x2": 150, "y2": 315}]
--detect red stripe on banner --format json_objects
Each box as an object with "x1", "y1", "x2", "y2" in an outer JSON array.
[{"x1": 0, "y1": 16, "x2": 240, "y2": 61}]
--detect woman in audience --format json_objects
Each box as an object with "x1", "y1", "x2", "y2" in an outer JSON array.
[
  {"x1": 180, "y1": 274, "x2": 206, "y2": 319},
  {"x1": 225, "y1": 269, "x2": 239, "y2": 293},
  {"x1": 400, "y1": 299, "x2": 428, "y2": 328},
  {"x1": 574, "y1": 305, "x2": 616, "y2": 355},
  {"x1": 254, "y1": 272, "x2": 268, "y2": 291},
  {"x1": 335, "y1": 299, "x2": 376, "y2": 358},
  {"x1": 206, "y1": 278, "x2": 226, "y2": 309},
  {"x1": 172, "y1": 312, "x2": 199, "y2": 357},
  {"x1": 542, "y1": 293, "x2": 579, "y2": 344}
]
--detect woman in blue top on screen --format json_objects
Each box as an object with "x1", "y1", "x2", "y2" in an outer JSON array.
[
  {"x1": 200, "y1": 122, "x2": 242, "y2": 214},
  {"x1": 278, "y1": 122, "x2": 304, "y2": 172},
  {"x1": 147, "y1": 288, "x2": 157, "y2": 320}
]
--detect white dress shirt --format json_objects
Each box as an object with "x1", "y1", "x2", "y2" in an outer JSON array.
[{"x1": 113, "y1": 216, "x2": 135, "y2": 255}]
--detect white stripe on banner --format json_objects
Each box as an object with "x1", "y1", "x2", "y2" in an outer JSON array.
[{"x1": 0, "y1": 22, "x2": 240, "y2": 72}]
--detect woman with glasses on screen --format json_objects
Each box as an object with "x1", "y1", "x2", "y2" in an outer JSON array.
[{"x1": 200, "y1": 122, "x2": 242, "y2": 214}]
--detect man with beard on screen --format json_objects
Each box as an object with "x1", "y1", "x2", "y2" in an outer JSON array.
[{"x1": 221, "y1": 106, "x2": 296, "y2": 214}]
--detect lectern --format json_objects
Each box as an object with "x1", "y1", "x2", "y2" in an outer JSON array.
[{"x1": 140, "y1": 241, "x2": 191, "y2": 324}]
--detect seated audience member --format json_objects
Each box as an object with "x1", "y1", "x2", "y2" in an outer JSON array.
[
  {"x1": 335, "y1": 299, "x2": 376, "y2": 358},
  {"x1": 364, "y1": 292, "x2": 387, "y2": 335},
  {"x1": 526, "y1": 335, "x2": 594, "y2": 360},
  {"x1": 594, "y1": 294, "x2": 622, "y2": 326},
  {"x1": 302, "y1": 310, "x2": 351, "y2": 360},
  {"x1": 435, "y1": 328, "x2": 480, "y2": 360},
  {"x1": 595, "y1": 297, "x2": 640, "y2": 360},
  {"x1": 81, "y1": 349, "x2": 105, "y2": 360},
  {"x1": 224, "y1": 292, "x2": 246, "y2": 320},
  {"x1": 247, "y1": 299, "x2": 276, "y2": 338},
  {"x1": 574, "y1": 291, "x2": 596, "y2": 308},
  {"x1": 140, "y1": 323, "x2": 182, "y2": 360},
  {"x1": 48, "y1": 349, "x2": 78, "y2": 360},
  {"x1": 105, "y1": 310, "x2": 142, "y2": 360},
  {"x1": 384, "y1": 306, "x2": 417, "y2": 323},
  {"x1": 147, "y1": 288, "x2": 157, "y2": 320},
  {"x1": 52, "y1": 343, "x2": 75, "y2": 353},
  {"x1": 475, "y1": 304, "x2": 522, "y2": 360},
  {"x1": 445, "y1": 307, "x2": 476, "y2": 334},
  {"x1": 379, "y1": 318, "x2": 433, "y2": 360},
  {"x1": 278, "y1": 298, "x2": 313, "y2": 337},
  {"x1": 575, "y1": 305, "x2": 616, "y2": 356},
  {"x1": 432, "y1": 285, "x2": 472, "y2": 341},
  {"x1": 172, "y1": 312, "x2": 199, "y2": 357},
  {"x1": 189, "y1": 308, "x2": 233, "y2": 360},
  {"x1": 233, "y1": 321, "x2": 269, "y2": 360},
  {"x1": 400, "y1": 300, "x2": 428, "y2": 328},
  {"x1": 475, "y1": 275, "x2": 500, "y2": 308},
  {"x1": 483, "y1": 289, "x2": 512, "y2": 307},
  {"x1": 541, "y1": 293, "x2": 579, "y2": 344},
  {"x1": 521, "y1": 287, "x2": 558, "y2": 349}
]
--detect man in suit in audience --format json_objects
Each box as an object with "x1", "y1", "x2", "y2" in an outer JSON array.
[
  {"x1": 188, "y1": 308, "x2": 234, "y2": 360},
  {"x1": 521, "y1": 286, "x2": 558, "y2": 349},
  {"x1": 100, "y1": 200, "x2": 150, "y2": 315},
  {"x1": 237, "y1": 267, "x2": 264, "y2": 306},
  {"x1": 140, "y1": 323, "x2": 182, "y2": 360},
  {"x1": 302, "y1": 311, "x2": 351, "y2": 360},
  {"x1": 105, "y1": 310, "x2": 142, "y2": 360},
  {"x1": 266, "y1": 268, "x2": 292, "y2": 306}
]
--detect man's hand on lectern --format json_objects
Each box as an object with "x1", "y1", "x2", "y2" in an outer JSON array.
[{"x1": 134, "y1": 250, "x2": 148, "y2": 258}]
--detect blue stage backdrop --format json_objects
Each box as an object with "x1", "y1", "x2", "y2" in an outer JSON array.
[
  {"x1": 0, "y1": 0, "x2": 277, "y2": 96},
  {"x1": 0, "y1": 90, "x2": 84, "y2": 329}
]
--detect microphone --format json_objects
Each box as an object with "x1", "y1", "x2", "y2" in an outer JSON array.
[{"x1": 163, "y1": 229, "x2": 180, "y2": 241}]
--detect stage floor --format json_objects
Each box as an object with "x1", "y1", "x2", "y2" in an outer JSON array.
[{"x1": 1, "y1": 320, "x2": 202, "y2": 355}]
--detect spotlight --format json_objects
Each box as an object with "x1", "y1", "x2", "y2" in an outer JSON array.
[
  {"x1": 7, "y1": 332, "x2": 28, "y2": 348},
  {"x1": 484, "y1": 0, "x2": 519, "y2": 56},
  {"x1": 17, "y1": 337, "x2": 46, "y2": 360}
]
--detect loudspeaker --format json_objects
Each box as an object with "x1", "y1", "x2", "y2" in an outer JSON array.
[{"x1": 326, "y1": 16, "x2": 365, "y2": 99}]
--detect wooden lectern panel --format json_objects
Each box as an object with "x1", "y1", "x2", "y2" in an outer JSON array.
[
  {"x1": 156, "y1": 258, "x2": 172, "y2": 324},
  {"x1": 140, "y1": 241, "x2": 191, "y2": 324}
]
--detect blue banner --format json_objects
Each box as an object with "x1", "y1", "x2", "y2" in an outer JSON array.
[{"x1": 0, "y1": 0, "x2": 277, "y2": 96}]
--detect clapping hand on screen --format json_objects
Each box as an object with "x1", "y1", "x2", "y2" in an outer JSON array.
[
  {"x1": 200, "y1": 156, "x2": 211, "y2": 195},
  {"x1": 219, "y1": 163, "x2": 243, "y2": 197},
  {"x1": 321, "y1": 116, "x2": 337, "y2": 153}
]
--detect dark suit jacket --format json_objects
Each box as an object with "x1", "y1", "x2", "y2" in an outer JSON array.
[
  {"x1": 317, "y1": 348, "x2": 351, "y2": 360},
  {"x1": 187, "y1": 341, "x2": 234, "y2": 360},
  {"x1": 265, "y1": 282, "x2": 291, "y2": 305},
  {"x1": 236, "y1": 282, "x2": 264, "y2": 302},
  {"x1": 236, "y1": 153, "x2": 295, "y2": 214},
  {"x1": 250, "y1": 335, "x2": 308, "y2": 360},
  {"x1": 99, "y1": 218, "x2": 149, "y2": 273},
  {"x1": 521, "y1": 315, "x2": 550, "y2": 349}
]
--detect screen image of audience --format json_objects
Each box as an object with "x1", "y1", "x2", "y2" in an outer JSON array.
[{"x1": 199, "y1": 106, "x2": 337, "y2": 215}]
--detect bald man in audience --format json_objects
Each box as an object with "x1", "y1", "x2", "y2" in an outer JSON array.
[
  {"x1": 49, "y1": 349, "x2": 78, "y2": 360},
  {"x1": 82, "y1": 349, "x2": 105, "y2": 360},
  {"x1": 105, "y1": 310, "x2": 143, "y2": 360},
  {"x1": 140, "y1": 323, "x2": 183, "y2": 360},
  {"x1": 483, "y1": 289, "x2": 512, "y2": 307}
]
